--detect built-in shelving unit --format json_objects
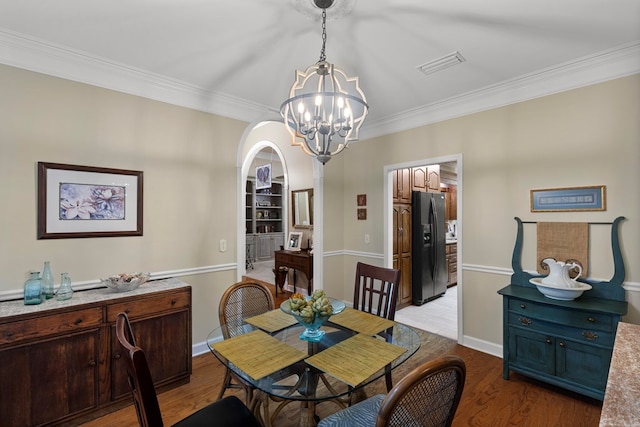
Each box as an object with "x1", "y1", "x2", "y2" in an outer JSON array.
[{"x1": 246, "y1": 179, "x2": 284, "y2": 261}]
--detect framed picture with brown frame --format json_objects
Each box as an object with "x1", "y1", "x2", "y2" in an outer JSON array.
[{"x1": 37, "y1": 162, "x2": 143, "y2": 239}]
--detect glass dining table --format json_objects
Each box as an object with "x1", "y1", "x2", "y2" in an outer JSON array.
[{"x1": 206, "y1": 306, "x2": 421, "y2": 427}]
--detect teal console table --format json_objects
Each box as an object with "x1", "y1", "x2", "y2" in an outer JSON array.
[{"x1": 498, "y1": 217, "x2": 628, "y2": 400}]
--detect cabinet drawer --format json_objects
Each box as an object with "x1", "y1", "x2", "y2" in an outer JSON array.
[
  {"x1": 508, "y1": 313, "x2": 615, "y2": 347},
  {"x1": 0, "y1": 307, "x2": 103, "y2": 345},
  {"x1": 508, "y1": 298, "x2": 614, "y2": 332},
  {"x1": 107, "y1": 290, "x2": 190, "y2": 322}
]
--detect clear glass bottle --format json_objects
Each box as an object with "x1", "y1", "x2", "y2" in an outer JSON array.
[
  {"x1": 56, "y1": 272, "x2": 74, "y2": 301},
  {"x1": 41, "y1": 261, "x2": 54, "y2": 299},
  {"x1": 24, "y1": 271, "x2": 43, "y2": 305}
]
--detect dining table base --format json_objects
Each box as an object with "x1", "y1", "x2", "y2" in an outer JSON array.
[{"x1": 249, "y1": 378, "x2": 357, "y2": 427}]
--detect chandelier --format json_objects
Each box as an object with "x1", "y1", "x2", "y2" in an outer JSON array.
[{"x1": 280, "y1": 0, "x2": 368, "y2": 165}]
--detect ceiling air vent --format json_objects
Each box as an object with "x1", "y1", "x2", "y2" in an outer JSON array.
[{"x1": 417, "y1": 51, "x2": 466, "y2": 76}]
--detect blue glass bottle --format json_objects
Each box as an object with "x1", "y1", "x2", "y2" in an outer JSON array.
[
  {"x1": 41, "y1": 261, "x2": 54, "y2": 299},
  {"x1": 24, "y1": 272, "x2": 43, "y2": 305}
]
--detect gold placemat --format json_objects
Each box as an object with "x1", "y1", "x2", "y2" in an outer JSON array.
[
  {"x1": 329, "y1": 307, "x2": 396, "y2": 335},
  {"x1": 212, "y1": 330, "x2": 306, "y2": 380},
  {"x1": 537, "y1": 222, "x2": 589, "y2": 277},
  {"x1": 305, "y1": 334, "x2": 407, "y2": 387},
  {"x1": 245, "y1": 309, "x2": 298, "y2": 333}
]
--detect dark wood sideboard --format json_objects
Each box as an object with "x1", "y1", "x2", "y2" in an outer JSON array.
[{"x1": 0, "y1": 281, "x2": 192, "y2": 426}]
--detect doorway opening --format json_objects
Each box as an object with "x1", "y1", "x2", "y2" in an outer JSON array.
[{"x1": 385, "y1": 155, "x2": 462, "y2": 342}]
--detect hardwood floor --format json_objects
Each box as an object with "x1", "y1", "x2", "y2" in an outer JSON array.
[{"x1": 83, "y1": 283, "x2": 602, "y2": 427}]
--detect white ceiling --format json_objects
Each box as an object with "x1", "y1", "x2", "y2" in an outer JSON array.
[{"x1": 1, "y1": 0, "x2": 639, "y2": 139}]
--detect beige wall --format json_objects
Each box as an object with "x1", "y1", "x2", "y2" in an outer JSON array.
[
  {"x1": 1, "y1": 62, "x2": 638, "y2": 351},
  {"x1": 0, "y1": 64, "x2": 248, "y2": 344},
  {"x1": 328, "y1": 75, "x2": 640, "y2": 347}
]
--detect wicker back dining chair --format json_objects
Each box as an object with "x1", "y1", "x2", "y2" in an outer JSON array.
[
  {"x1": 217, "y1": 280, "x2": 275, "y2": 403},
  {"x1": 318, "y1": 355, "x2": 467, "y2": 427},
  {"x1": 115, "y1": 312, "x2": 261, "y2": 427},
  {"x1": 353, "y1": 262, "x2": 401, "y2": 321}
]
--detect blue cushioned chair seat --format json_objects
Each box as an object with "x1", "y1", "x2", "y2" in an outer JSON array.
[{"x1": 317, "y1": 394, "x2": 385, "y2": 427}]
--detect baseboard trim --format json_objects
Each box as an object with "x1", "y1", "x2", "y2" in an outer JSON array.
[{"x1": 460, "y1": 335, "x2": 503, "y2": 359}]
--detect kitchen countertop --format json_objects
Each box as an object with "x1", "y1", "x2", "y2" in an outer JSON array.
[
  {"x1": 599, "y1": 322, "x2": 640, "y2": 426},
  {"x1": 446, "y1": 239, "x2": 457, "y2": 244},
  {"x1": 0, "y1": 278, "x2": 189, "y2": 319}
]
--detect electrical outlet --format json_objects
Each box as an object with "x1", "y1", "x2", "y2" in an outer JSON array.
[
  {"x1": 219, "y1": 239, "x2": 227, "y2": 252},
  {"x1": 364, "y1": 234, "x2": 370, "y2": 244}
]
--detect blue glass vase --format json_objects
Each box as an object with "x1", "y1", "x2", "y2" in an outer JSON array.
[{"x1": 24, "y1": 272, "x2": 43, "y2": 305}]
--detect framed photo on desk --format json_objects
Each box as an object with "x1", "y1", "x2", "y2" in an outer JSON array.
[{"x1": 287, "y1": 231, "x2": 303, "y2": 251}]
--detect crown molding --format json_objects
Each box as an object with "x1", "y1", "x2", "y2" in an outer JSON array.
[
  {"x1": 0, "y1": 29, "x2": 638, "y2": 137},
  {"x1": 361, "y1": 41, "x2": 640, "y2": 140},
  {"x1": 0, "y1": 29, "x2": 272, "y2": 122}
]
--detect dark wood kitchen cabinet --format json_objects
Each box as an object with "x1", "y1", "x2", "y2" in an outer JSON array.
[
  {"x1": 393, "y1": 204, "x2": 412, "y2": 308},
  {"x1": 392, "y1": 168, "x2": 412, "y2": 204},
  {"x1": 0, "y1": 281, "x2": 191, "y2": 426},
  {"x1": 411, "y1": 165, "x2": 440, "y2": 193}
]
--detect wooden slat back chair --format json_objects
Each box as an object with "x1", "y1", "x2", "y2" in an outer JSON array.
[
  {"x1": 354, "y1": 262, "x2": 401, "y2": 391},
  {"x1": 115, "y1": 312, "x2": 260, "y2": 427},
  {"x1": 217, "y1": 280, "x2": 275, "y2": 403},
  {"x1": 353, "y1": 262, "x2": 401, "y2": 321},
  {"x1": 318, "y1": 355, "x2": 467, "y2": 427}
]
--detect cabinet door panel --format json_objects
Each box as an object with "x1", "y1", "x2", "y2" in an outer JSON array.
[
  {"x1": 508, "y1": 327, "x2": 555, "y2": 375},
  {"x1": 399, "y1": 206, "x2": 412, "y2": 256},
  {"x1": 399, "y1": 255, "x2": 412, "y2": 306},
  {"x1": 411, "y1": 167, "x2": 427, "y2": 192},
  {"x1": 394, "y1": 168, "x2": 412, "y2": 203},
  {"x1": 0, "y1": 330, "x2": 99, "y2": 426},
  {"x1": 556, "y1": 339, "x2": 611, "y2": 390},
  {"x1": 111, "y1": 310, "x2": 190, "y2": 400}
]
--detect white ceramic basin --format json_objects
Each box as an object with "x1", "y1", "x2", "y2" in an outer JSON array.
[{"x1": 529, "y1": 278, "x2": 592, "y2": 301}]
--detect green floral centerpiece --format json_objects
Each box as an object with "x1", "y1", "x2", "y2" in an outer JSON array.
[{"x1": 281, "y1": 290, "x2": 345, "y2": 342}]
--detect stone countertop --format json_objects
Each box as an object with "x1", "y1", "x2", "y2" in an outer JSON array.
[
  {"x1": 599, "y1": 322, "x2": 640, "y2": 426},
  {"x1": 0, "y1": 278, "x2": 189, "y2": 319}
]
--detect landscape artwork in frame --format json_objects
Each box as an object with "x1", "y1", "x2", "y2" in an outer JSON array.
[
  {"x1": 255, "y1": 164, "x2": 272, "y2": 190},
  {"x1": 38, "y1": 162, "x2": 143, "y2": 239},
  {"x1": 530, "y1": 186, "x2": 605, "y2": 212}
]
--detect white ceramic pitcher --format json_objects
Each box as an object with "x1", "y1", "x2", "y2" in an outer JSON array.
[{"x1": 541, "y1": 258, "x2": 583, "y2": 288}]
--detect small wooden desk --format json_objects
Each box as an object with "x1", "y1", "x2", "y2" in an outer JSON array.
[{"x1": 274, "y1": 250, "x2": 313, "y2": 295}]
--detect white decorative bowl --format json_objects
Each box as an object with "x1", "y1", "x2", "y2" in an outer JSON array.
[
  {"x1": 529, "y1": 278, "x2": 592, "y2": 301},
  {"x1": 102, "y1": 273, "x2": 150, "y2": 292}
]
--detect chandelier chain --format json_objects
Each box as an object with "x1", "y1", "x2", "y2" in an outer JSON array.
[{"x1": 319, "y1": 8, "x2": 327, "y2": 62}]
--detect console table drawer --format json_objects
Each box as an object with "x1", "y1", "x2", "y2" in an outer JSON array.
[
  {"x1": 277, "y1": 255, "x2": 307, "y2": 271},
  {"x1": 508, "y1": 298, "x2": 614, "y2": 331},
  {"x1": 0, "y1": 307, "x2": 103, "y2": 345},
  {"x1": 107, "y1": 290, "x2": 190, "y2": 322}
]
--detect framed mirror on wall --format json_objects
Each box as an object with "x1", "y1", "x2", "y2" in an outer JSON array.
[{"x1": 292, "y1": 189, "x2": 313, "y2": 228}]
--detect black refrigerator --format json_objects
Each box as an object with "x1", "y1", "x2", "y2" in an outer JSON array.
[{"x1": 412, "y1": 191, "x2": 447, "y2": 305}]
